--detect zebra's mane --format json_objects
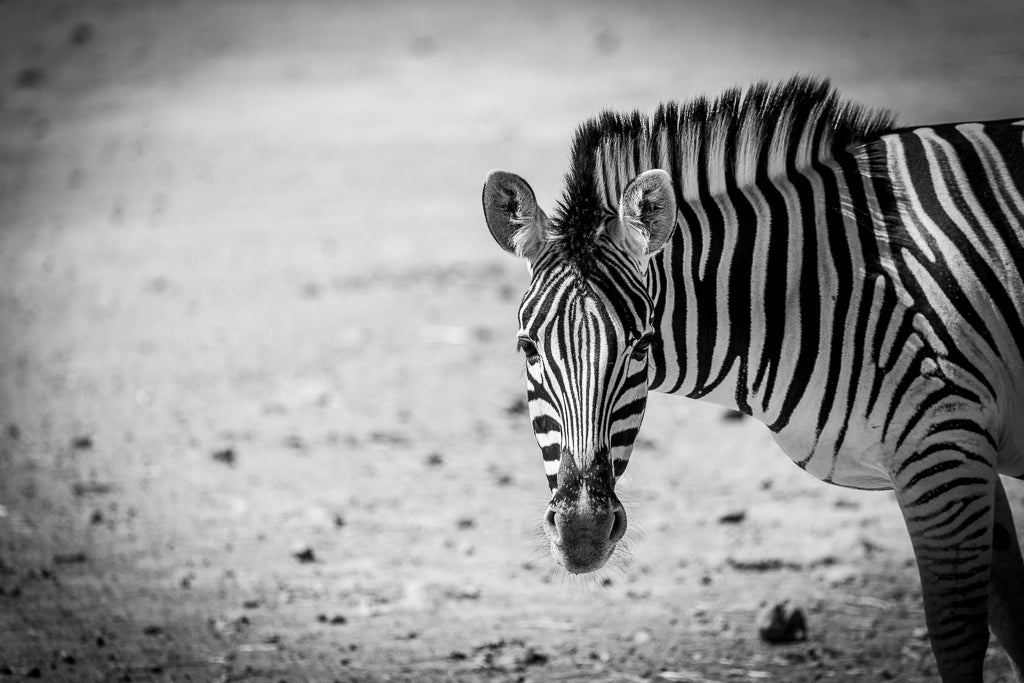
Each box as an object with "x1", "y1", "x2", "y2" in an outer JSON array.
[{"x1": 550, "y1": 76, "x2": 897, "y2": 267}]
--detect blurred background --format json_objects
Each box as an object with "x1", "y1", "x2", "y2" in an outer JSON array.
[{"x1": 1, "y1": 1, "x2": 1023, "y2": 681}]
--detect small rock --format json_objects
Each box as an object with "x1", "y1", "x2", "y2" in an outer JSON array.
[
  {"x1": 53, "y1": 551, "x2": 87, "y2": 565},
  {"x1": 142, "y1": 625, "x2": 163, "y2": 636},
  {"x1": 456, "y1": 517, "x2": 475, "y2": 530},
  {"x1": 444, "y1": 585, "x2": 481, "y2": 600},
  {"x1": 368, "y1": 430, "x2": 409, "y2": 446},
  {"x1": 718, "y1": 510, "x2": 746, "y2": 524},
  {"x1": 505, "y1": 397, "x2": 528, "y2": 416},
  {"x1": 292, "y1": 545, "x2": 316, "y2": 563},
  {"x1": 425, "y1": 452, "x2": 444, "y2": 466},
  {"x1": 242, "y1": 598, "x2": 262, "y2": 609},
  {"x1": 71, "y1": 435, "x2": 93, "y2": 450},
  {"x1": 756, "y1": 600, "x2": 808, "y2": 643},
  {"x1": 728, "y1": 557, "x2": 801, "y2": 572},
  {"x1": 71, "y1": 481, "x2": 114, "y2": 497},
  {"x1": 89, "y1": 509, "x2": 104, "y2": 525},
  {"x1": 633, "y1": 629, "x2": 653, "y2": 644},
  {"x1": 317, "y1": 613, "x2": 347, "y2": 625},
  {"x1": 7, "y1": 424, "x2": 20, "y2": 440},
  {"x1": 59, "y1": 651, "x2": 76, "y2": 665},
  {"x1": 721, "y1": 409, "x2": 747, "y2": 421},
  {"x1": 211, "y1": 448, "x2": 236, "y2": 466}
]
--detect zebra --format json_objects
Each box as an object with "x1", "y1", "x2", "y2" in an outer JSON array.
[{"x1": 480, "y1": 77, "x2": 1024, "y2": 681}]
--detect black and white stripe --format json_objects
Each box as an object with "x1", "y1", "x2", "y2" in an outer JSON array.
[
  {"x1": 518, "y1": 242, "x2": 653, "y2": 491},
  {"x1": 487, "y1": 77, "x2": 1024, "y2": 681}
]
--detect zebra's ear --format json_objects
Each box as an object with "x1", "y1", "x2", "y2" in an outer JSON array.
[
  {"x1": 617, "y1": 169, "x2": 677, "y2": 258},
  {"x1": 482, "y1": 170, "x2": 549, "y2": 260}
]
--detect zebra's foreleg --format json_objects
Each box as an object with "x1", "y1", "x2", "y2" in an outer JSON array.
[
  {"x1": 990, "y1": 477, "x2": 1024, "y2": 681},
  {"x1": 894, "y1": 450, "x2": 996, "y2": 682}
]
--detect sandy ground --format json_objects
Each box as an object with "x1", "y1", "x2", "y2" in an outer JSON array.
[{"x1": 1, "y1": 1, "x2": 1024, "y2": 681}]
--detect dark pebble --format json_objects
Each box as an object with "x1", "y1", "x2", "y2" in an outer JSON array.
[
  {"x1": 757, "y1": 600, "x2": 808, "y2": 643},
  {"x1": 53, "y1": 552, "x2": 87, "y2": 565},
  {"x1": 293, "y1": 547, "x2": 316, "y2": 563},
  {"x1": 505, "y1": 397, "x2": 528, "y2": 416},
  {"x1": 211, "y1": 448, "x2": 236, "y2": 465},
  {"x1": 718, "y1": 510, "x2": 747, "y2": 524},
  {"x1": 71, "y1": 435, "x2": 93, "y2": 450},
  {"x1": 72, "y1": 481, "x2": 114, "y2": 497}
]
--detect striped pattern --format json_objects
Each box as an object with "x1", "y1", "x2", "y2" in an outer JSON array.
[
  {"x1": 497, "y1": 78, "x2": 1024, "y2": 680},
  {"x1": 518, "y1": 243, "x2": 653, "y2": 491}
]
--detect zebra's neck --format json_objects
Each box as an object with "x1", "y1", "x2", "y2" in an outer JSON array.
[{"x1": 646, "y1": 150, "x2": 881, "y2": 433}]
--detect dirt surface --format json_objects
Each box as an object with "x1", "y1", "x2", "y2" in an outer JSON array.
[{"x1": 2, "y1": 1, "x2": 1024, "y2": 681}]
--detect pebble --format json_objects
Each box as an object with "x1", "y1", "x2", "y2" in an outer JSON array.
[
  {"x1": 717, "y1": 510, "x2": 746, "y2": 524},
  {"x1": 292, "y1": 545, "x2": 316, "y2": 563},
  {"x1": 211, "y1": 448, "x2": 236, "y2": 466},
  {"x1": 756, "y1": 600, "x2": 808, "y2": 643}
]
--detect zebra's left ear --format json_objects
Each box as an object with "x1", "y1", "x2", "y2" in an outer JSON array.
[{"x1": 617, "y1": 169, "x2": 677, "y2": 259}]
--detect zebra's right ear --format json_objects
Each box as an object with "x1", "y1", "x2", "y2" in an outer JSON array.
[{"x1": 482, "y1": 170, "x2": 548, "y2": 260}]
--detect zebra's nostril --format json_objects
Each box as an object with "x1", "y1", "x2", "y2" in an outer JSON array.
[
  {"x1": 609, "y1": 505, "x2": 627, "y2": 543},
  {"x1": 543, "y1": 507, "x2": 560, "y2": 544}
]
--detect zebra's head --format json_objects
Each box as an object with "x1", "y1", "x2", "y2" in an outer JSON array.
[{"x1": 482, "y1": 168, "x2": 677, "y2": 574}]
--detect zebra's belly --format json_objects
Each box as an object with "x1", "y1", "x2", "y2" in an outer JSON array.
[{"x1": 771, "y1": 421, "x2": 894, "y2": 491}]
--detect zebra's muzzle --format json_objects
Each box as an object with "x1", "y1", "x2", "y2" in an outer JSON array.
[
  {"x1": 543, "y1": 496, "x2": 627, "y2": 574},
  {"x1": 543, "y1": 449, "x2": 627, "y2": 572}
]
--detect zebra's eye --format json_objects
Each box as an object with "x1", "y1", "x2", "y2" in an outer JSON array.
[
  {"x1": 518, "y1": 337, "x2": 541, "y2": 364},
  {"x1": 630, "y1": 335, "x2": 652, "y2": 362}
]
